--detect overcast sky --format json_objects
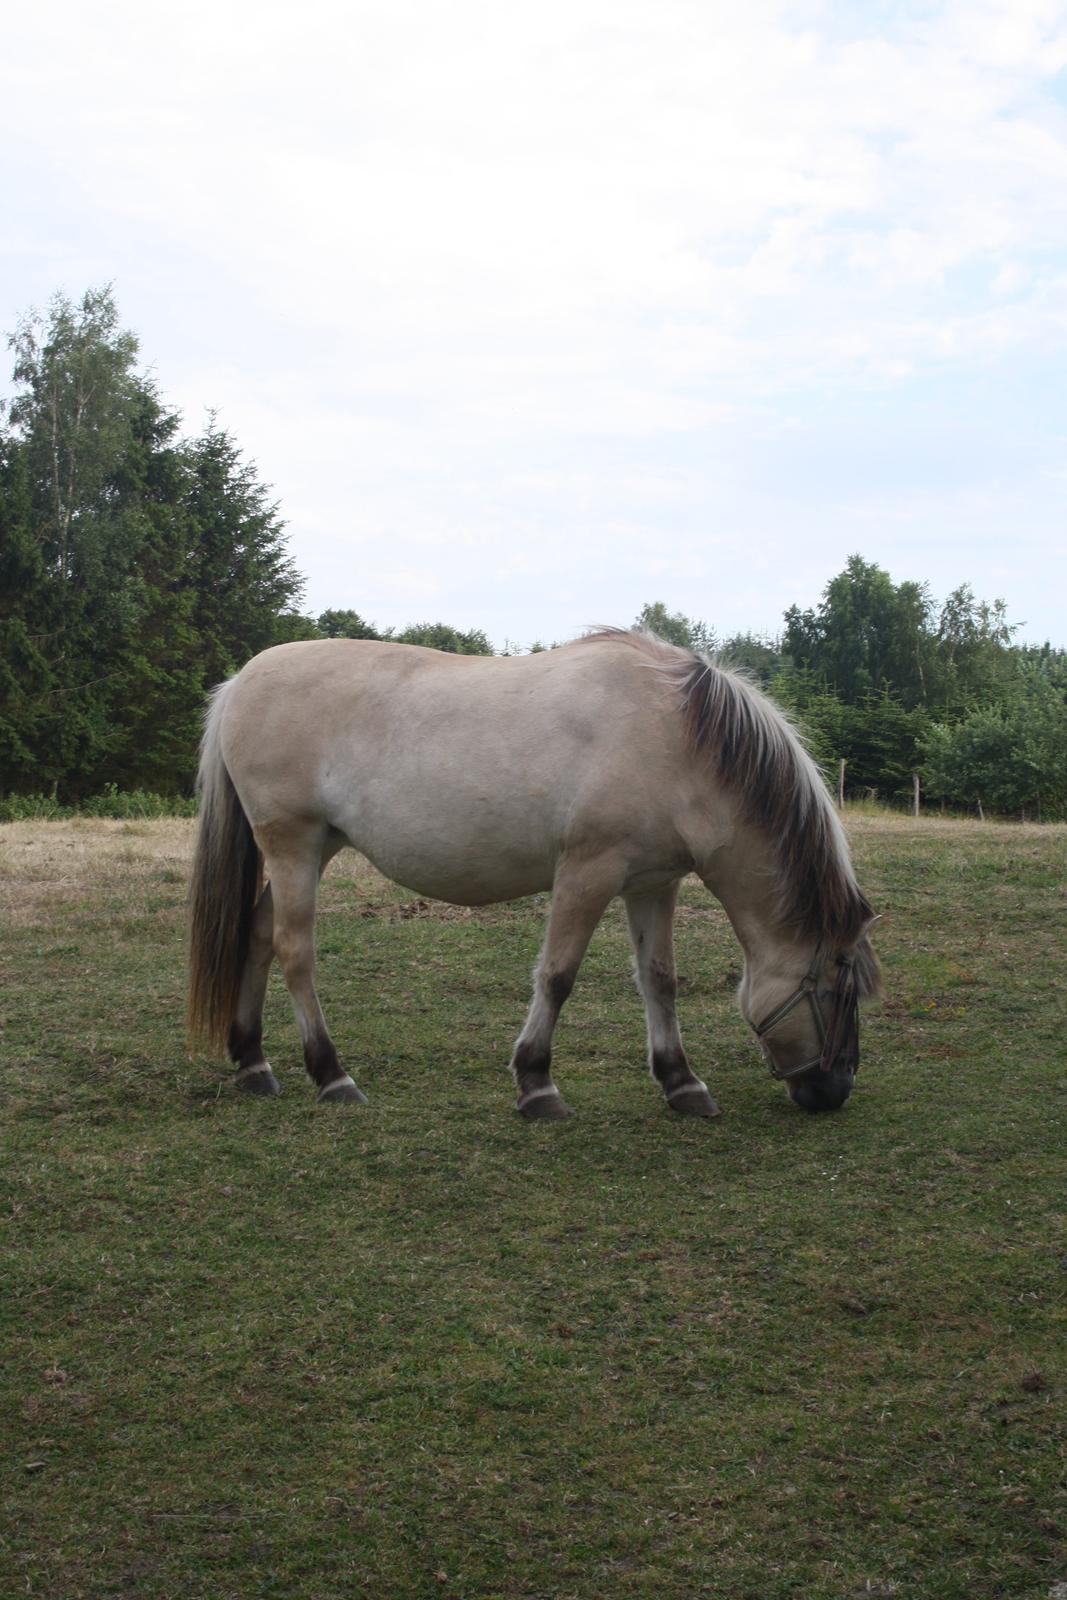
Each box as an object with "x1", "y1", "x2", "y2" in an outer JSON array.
[{"x1": 3, "y1": 0, "x2": 1065, "y2": 649}]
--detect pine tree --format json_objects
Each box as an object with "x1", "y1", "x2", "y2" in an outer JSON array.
[
  {"x1": 182, "y1": 417, "x2": 304, "y2": 692},
  {"x1": 1, "y1": 289, "x2": 305, "y2": 797}
]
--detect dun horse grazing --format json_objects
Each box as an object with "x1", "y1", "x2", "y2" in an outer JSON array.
[{"x1": 188, "y1": 629, "x2": 880, "y2": 1118}]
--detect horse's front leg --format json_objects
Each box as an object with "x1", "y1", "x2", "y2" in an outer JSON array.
[
  {"x1": 624, "y1": 884, "x2": 719, "y2": 1118},
  {"x1": 510, "y1": 855, "x2": 621, "y2": 1120}
]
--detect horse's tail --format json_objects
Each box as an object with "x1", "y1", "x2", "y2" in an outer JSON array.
[{"x1": 187, "y1": 679, "x2": 262, "y2": 1054}]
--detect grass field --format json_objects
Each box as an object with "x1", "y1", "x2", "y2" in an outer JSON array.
[{"x1": 1, "y1": 813, "x2": 1065, "y2": 1599}]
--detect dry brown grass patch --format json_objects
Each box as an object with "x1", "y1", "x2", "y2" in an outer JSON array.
[
  {"x1": 0, "y1": 818, "x2": 405, "y2": 929},
  {"x1": 0, "y1": 819, "x2": 197, "y2": 927},
  {"x1": 841, "y1": 807, "x2": 1067, "y2": 843}
]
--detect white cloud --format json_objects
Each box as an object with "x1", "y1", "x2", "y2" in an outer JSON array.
[{"x1": 2, "y1": 0, "x2": 1066, "y2": 642}]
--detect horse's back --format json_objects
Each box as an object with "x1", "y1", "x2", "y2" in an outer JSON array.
[{"x1": 220, "y1": 635, "x2": 668, "y2": 771}]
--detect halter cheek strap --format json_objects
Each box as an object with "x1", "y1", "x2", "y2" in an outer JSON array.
[{"x1": 753, "y1": 955, "x2": 859, "y2": 1081}]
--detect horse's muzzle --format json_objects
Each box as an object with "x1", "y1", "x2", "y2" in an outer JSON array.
[{"x1": 789, "y1": 1066, "x2": 855, "y2": 1113}]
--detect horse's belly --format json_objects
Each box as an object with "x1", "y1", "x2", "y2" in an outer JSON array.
[
  {"x1": 336, "y1": 798, "x2": 558, "y2": 907},
  {"x1": 354, "y1": 838, "x2": 555, "y2": 906},
  {"x1": 371, "y1": 853, "x2": 554, "y2": 906}
]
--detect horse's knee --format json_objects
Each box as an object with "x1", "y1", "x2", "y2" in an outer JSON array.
[
  {"x1": 648, "y1": 960, "x2": 677, "y2": 1003},
  {"x1": 544, "y1": 969, "x2": 574, "y2": 1009}
]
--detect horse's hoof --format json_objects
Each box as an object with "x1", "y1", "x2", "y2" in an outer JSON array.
[
  {"x1": 317, "y1": 1076, "x2": 368, "y2": 1105},
  {"x1": 517, "y1": 1088, "x2": 574, "y2": 1120},
  {"x1": 235, "y1": 1063, "x2": 282, "y2": 1096},
  {"x1": 666, "y1": 1081, "x2": 721, "y2": 1118}
]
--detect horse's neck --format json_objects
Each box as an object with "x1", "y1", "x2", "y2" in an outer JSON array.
[{"x1": 699, "y1": 819, "x2": 814, "y2": 979}]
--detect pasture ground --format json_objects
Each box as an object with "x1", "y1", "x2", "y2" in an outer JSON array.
[{"x1": 1, "y1": 813, "x2": 1065, "y2": 1599}]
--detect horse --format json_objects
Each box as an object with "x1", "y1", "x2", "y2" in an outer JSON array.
[{"x1": 188, "y1": 628, "x2": 880, "y2": 1118}]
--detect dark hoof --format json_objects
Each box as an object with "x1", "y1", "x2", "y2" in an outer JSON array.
[
  {"x1": 235, "y1": 1064, "x2": 282, "y2": 1096},
  {"x1": 317, "y1": 1076, "x2": 368, "y2": 1105},
  {"x1": 666, "y1": 1081, "x2": 721, "y2": 1118},
  {"x1": 517, "y1": 1088, "x2": 574, "y2": 1121}
]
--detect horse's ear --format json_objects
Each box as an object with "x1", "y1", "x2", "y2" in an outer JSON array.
[{"x1": 849, "y1": 893, "x2": 881, "y2": 943}]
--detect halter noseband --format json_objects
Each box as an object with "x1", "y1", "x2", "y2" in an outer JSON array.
[{"x1": 753, "y1": 955, "x2": 860, "y2": 1081}]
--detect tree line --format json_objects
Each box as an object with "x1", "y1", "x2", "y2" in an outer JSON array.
[
  {"x1": 637, "y1": 577, "x2": 1067, "y2": 820},
  {"x1": 1, "y1": 289, "x2": 1064, "y2": 817}
]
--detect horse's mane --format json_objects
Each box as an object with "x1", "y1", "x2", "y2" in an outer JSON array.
[{"x1": 584, "y1": 629, "x2": 880, "y2": 995}]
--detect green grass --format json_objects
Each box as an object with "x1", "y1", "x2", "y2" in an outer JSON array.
[{"x1": 1, "y1": 814, "x2": 1065, "y2": 1599}]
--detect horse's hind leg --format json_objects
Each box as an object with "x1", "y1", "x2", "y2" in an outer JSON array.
[
  {"x1": 510, "y1": 855, "x2": 620, "y2": 1120},
  {"x1": 625, "y1": 884, "x2": 719, "y2": 1118},
  {"x1": 229, "y1": 883, "x2": 282, "y2": 1096},
  {"x1": 257, "y1": 824, "x2": 366, "y2": 1105}
]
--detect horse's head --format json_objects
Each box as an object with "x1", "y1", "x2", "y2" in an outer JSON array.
[{"x1": 738, "y1": 936, "x2": 880, "y2": 1112}]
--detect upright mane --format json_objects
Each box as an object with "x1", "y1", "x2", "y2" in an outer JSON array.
[{"x1": 585, "y1": 629, "x2": 880, "y2": 994}]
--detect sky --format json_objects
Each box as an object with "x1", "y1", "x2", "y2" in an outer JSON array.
[{"x1": 2, "y1": 0, "x2": 1066, "y2": 650}]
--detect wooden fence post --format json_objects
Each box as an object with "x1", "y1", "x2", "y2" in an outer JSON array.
[
  {"x1": 837, "y1": 759, "x2": 846, "y2": 809},
  {"x1": 913, "y1": 773, "x2": 920, "y2": 818}
]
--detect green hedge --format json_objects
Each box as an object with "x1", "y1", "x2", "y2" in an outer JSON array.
[{"x1": 0, "y1": 785, "x2": 198, "y2": 822}]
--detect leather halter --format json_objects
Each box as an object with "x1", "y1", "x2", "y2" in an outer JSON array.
[{"x1": 753, "y1": 955, "x2": 860, "y2": 1081}]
